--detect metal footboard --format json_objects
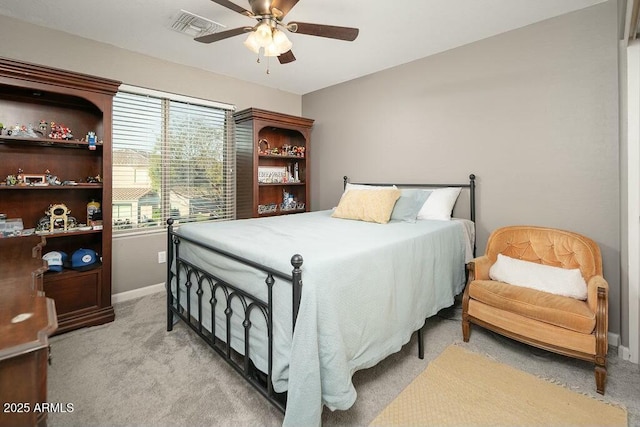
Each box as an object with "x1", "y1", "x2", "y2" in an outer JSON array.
[{"x1": 165, "y1": 218, "x2": 303, "y2": 412}]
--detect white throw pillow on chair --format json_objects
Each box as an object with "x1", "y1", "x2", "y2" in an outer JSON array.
[{"x1": 489, "y1": 253, "x2": 588, "y2": 300}]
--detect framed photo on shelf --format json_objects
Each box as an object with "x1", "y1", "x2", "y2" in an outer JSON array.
[
  {"x1": 258, "y1": 166, "x2": 287, "y2": 184},
  {"x1": 23, "y1": 174, "x2": 46, "y2": 185}
]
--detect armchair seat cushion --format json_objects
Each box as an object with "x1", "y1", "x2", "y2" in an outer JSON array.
[{"x1": 469, "y1": 279, "x2": 596, "y2": 334}]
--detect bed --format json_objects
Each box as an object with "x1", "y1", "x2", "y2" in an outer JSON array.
[{"x1": 166, "y1": 174, "x2": 476, "y2": 426}]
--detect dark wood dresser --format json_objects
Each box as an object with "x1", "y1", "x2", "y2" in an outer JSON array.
[{"x1": 0, "y1": 236, "x2": 58, "y2": 427}]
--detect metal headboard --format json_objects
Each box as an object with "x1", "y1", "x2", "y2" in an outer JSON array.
[
  {"x1": 343, "y1": 174, "x2": 477, "y2": 255},
  {"x1": 343, "y1": 174, "x2": 476, "y2": 223}
]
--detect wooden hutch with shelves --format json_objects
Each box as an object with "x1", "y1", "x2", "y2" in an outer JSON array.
[
  {"x1": 234, "y1": 108, "x2": 314, "y2": 219},
  {"x1": 0, "y1": 57, "x2": 120, "y2": 334}
]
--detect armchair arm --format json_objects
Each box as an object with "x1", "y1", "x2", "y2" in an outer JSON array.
[
  {"x1": 462, "y1": 256, "x2": 493, "y2": 341},
  {"x1": 586, "y1": 275, "x2": 609, "y2": 314},
  {"x1": 468, "y1": 255, "x2": 492, "y2": 281},
  {"x1": 587, "y1": 275, "x2": 609, "y2": 362}
]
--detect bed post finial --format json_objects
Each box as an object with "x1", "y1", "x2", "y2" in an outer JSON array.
[
  {"x1": 291, "y1": 254, "x2": 303, "y2": 331},
  {"x1": 291, "y1": 254, "x2": 303, "y2": 268},
  {"x1": 343, "y1": 176, "x2": 349, "y2": 190}
]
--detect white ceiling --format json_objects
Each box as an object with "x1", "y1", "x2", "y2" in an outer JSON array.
[{"x1": 0, "y1": 0, "x2": 606, "y2": 95}]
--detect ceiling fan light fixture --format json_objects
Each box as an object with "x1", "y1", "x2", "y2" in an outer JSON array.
[
  {"x1": 243, "y1": 32, "x2": 261, "y2": 54},
  {"x1": 272, "y1": 29, "x2": 292, "y2": 54},
  {"x1": 244, "y1": 24, "x2": 292, "y2": 58},
  {"x1": 254, "y1": 22, "x2": 273, "y2": 47},
  {"x1": 263, "y1": 43, "x2": 280, "y2": 57}
]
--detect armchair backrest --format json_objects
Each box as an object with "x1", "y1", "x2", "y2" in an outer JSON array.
[{"x1": 485, "y1": 226, "x2": 603, "y2": 280}]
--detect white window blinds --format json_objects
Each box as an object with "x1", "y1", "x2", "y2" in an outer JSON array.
[{"x1": 112, "y1": 87, "x2": 235, "y2": 233}]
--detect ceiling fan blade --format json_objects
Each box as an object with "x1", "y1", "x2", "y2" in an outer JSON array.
[
  {"x1": 288, "y1": 22, "x2": 359, "y2": 41},
  {"x1": 278, "y1": 50, "x2": 296, "y2": 64},
  {"x1": 195, "y1": 27, "x2": 250, "y2": 43},
  {"x1": 210, "y1": 0, "x2": 253, "y2": 17},
  {"x1": 271, "y1": 0, "x2": 300, "y2": 19}
]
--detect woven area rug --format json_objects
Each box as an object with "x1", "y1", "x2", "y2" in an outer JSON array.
[{"x1": 370, "y1": 345, "x2": 627, "y2": 426}]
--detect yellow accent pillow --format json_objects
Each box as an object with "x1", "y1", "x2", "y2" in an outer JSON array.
[{"x1": 332, "y1": 188, "x2": 402, "y2": 224}]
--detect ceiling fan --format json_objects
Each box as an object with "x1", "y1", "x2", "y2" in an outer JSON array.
[{"x1": 195, "y1": 0, "x2": 359, "y2": 65}]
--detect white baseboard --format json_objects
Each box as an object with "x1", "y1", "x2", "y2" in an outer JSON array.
[
  {"x1": 608, "y1": 333, "x2": 637, "y2": 363},
  {"x1": 618, "y1": 345, "x2": 632, "y2": 361},
  {"x1": 112, "y1": 282, "x2": 165, "y2": 304},
  {"x1": 608, "y1": 332, "x2": 620, "y2": 348}
]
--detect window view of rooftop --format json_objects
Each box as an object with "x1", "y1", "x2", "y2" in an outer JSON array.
[{"x1": 112, "y1": 90, "x2": 234, "y2": 232}]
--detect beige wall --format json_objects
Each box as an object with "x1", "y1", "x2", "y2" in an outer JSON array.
[
  {"x1": 303, "y1": 2, "x2": 622, "y2": 335},
  {"x1": 0, "y1": 15, "x2": 302, "y2": 295}
]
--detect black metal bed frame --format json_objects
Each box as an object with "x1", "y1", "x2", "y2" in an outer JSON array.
[{"x1": 166, "y1": 173, "x2": 476, "y2": 414}]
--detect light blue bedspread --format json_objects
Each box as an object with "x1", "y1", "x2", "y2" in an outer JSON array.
[{"x1": 175, "y1": 210, "x2": 468, "y2": 426}]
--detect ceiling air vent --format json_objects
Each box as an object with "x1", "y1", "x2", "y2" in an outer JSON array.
[{"x1": 170, "y1": 9, "x2": 225, "y2": 38}]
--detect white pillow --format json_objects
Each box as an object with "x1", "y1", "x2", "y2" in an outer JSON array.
[
  {"x1": 416, "y1": 187, "x2": 461, "y2": 220},
  {"x1": 489, "y1": 254, "x2": 588, "y2": 300}
]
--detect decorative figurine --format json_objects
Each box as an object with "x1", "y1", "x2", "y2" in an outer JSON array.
[
  {"x1": 25, "y1": 123, "x2": 39, "y2": 138},
  {"x1": 291, "y1": 146, "x2": 305, "y2": 157},
  {"x1": 36, "y1": 207, "x2": 78, "y2": 233},
  {"x1": 85, "y1": 174, "x2": 102, "y2": 184},
  {"x1": 39, "y1": 120, "x2": 47, "y2": 135},
  {"x1": 45, "y1": 169, "x2": 61, "y2": 186},
  {"x1": 6, "y1": 123, "x2": 38, "y2": 138},
  {"x1": 49, "y1": 122, "x2": 73, "y2": 140},
  {"x1": 46, "y1": 203, "x2": 71, "y2": 232},
  {"x1": 86, "y1": 131, "x2": 97, "y2": 150},
  {"x1": 258, "y1": 138, "x2": 269, "y2": 155},
  {"x1": 281, "y1": 189, "x2": 297, "y2": 211}
]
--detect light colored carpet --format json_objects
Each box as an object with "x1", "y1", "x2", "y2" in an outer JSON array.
[
  {"x1": 46, "y1": 292, "x2": 639, "y2": 426},
  {"x1": 371, "y1": 345, "x2": 627, "y2": 426}
]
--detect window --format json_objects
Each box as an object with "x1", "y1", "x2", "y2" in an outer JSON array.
[{"x1": 112, "y1": 85, "x2": 235, "y2": 233}]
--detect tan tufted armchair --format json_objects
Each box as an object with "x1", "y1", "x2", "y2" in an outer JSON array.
[{"x1": 462, "y1": 225, "x2": 609, "y2": 394}]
